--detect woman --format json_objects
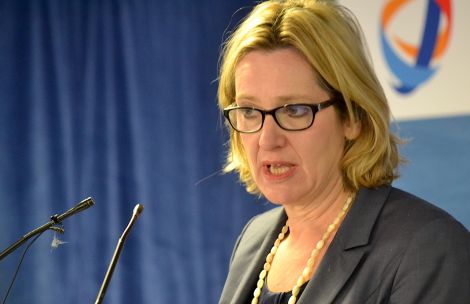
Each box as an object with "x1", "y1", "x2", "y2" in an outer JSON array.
[{"x1": 217, "y1": 1, "x2": 470, "y2": 303}]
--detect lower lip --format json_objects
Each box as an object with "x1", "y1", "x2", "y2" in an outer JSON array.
[{"x1": 262, "y1": 165, "x2": 296, "y2": 181}]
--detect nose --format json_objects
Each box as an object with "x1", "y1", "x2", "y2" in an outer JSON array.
[{"x1": 258, "y1": 115, "x2": 286, "y2": 150}]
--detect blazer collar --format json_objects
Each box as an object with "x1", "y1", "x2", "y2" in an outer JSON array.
[
  {"x1": 229, "y1": 208, "x2": 288, "y2": 303},
  {"x1": 298, "y1": 185, "x2": 391, "y2": 303}
]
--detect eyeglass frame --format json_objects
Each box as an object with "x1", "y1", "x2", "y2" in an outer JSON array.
[{"x1": 223, "y1": 98, "x2": 337, "y2": 133}]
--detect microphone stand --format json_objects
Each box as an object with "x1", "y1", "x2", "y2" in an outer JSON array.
[
  {"x1": 0, "y1": 197, "x2": 95, "y2": 261},
  {"x1": 95, "y1": 204, "x2": 144, "y2": 304}
]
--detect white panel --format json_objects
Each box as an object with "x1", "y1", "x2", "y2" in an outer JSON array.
[{"x1": 339, "y1": 0, "x2": 470, "y2": 121}]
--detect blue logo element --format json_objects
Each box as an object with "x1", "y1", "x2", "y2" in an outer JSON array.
[{"x1": 381, "y1": 0, "x2": 452, "y2": 94}]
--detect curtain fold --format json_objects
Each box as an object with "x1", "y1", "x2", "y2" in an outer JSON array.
[{"x1": 0, "y1": 1, "x2": 272, "y2": 303}]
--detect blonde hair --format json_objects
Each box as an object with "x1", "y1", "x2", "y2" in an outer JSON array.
[{"x1": 218, "y1": 0, "x2": 402, "y2": 193}]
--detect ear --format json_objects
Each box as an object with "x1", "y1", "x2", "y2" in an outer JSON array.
[{"x1": 343, "y1": 118, "x2": 361, "y2": 140}]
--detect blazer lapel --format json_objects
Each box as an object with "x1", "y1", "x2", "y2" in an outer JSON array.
[
  {"x1": 298, "y1": 186, "x2": 391, "y2": 303},
  {"x1": 228, "y1": 208, "x2": 288, "y2": 303}
]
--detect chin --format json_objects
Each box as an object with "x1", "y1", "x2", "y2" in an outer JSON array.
[{"x1": 260, "y1": 189, "x2": 296, "y2": 206}]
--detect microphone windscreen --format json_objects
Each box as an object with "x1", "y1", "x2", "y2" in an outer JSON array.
[{"x1": 133, "y1": 204, "x2": 144, "y2": 217}]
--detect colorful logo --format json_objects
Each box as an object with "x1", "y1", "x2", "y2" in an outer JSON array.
[{"x1": 380, "y1": 0, "x2": 452, "y2": 94}]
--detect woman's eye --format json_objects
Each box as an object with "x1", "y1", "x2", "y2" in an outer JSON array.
[
  {"x1": 240, "y1": 108, "x2": 258, "y2": 118},
  {"x1": 284, "y1": 105, "x2": 310, "y2": 117}
]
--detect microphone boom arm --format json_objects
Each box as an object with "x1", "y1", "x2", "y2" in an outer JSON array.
[{"x1": 0, "y1": 197, "x2": 95, "y2": 261}]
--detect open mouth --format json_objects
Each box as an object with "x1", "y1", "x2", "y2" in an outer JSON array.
[{"x1": 266, "y1": 164, "x2": 294, "y2": 176}]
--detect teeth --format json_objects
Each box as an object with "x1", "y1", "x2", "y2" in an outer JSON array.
[{"x1": 268, "y1": 165, "x2": 290, "y2": 175}]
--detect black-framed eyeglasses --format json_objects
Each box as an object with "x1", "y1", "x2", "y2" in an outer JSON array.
[{"x1": 223, "y1": 98, "x2": 337, "y2": 133}]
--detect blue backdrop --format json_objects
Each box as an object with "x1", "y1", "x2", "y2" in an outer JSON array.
[{"x1": 0, "y1": 1, "x2": 468, "y2": 303}]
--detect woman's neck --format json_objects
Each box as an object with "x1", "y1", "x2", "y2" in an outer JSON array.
[{"x1": 283, "y1": 180, "x2": 351, "y2": 243}]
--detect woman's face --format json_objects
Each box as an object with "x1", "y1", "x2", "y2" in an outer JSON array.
[{"x1": 234, "y1": 48, "x2": 355, "y2": 206}]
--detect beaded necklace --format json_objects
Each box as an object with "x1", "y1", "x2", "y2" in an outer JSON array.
[{"x1": 251, "y1": 195, "x2": 354, "y2": 304}]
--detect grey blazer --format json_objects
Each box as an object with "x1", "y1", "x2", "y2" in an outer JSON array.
[{"x1": 219, "y1": 186, "x2": 470, "y2": 303}]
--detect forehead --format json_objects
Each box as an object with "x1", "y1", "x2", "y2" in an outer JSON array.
[
  {"x1": 236, "y1": 48, "x2": 315, "y2": 80},
  {"x1": 234, "y1": 48, "x2": 328, "y2": 103}
]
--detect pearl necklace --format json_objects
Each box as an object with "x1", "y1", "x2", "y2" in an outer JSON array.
[{"x1": 251, "y1": 195, "x2": 354, "y2": 304}]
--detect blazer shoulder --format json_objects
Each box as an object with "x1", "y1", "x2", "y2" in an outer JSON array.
[
  {"x1": 385, "y1": 188, "x2": 470, "y2": 303},
  {"x1": 348, "y1": 185, "x2": 469, "y2": 254},
  {"x1": 220, "y1": 207, "x2": 286, "y2": 304},
  {"x1": 371, "y1": 186, "x2": 470, "y2": 255},
  {"x1": 228, "y1": 207, "x2": 285, "y2": 264},
  {"x1": 386, "y1": 186, "x2": 467, "y2": 228}
]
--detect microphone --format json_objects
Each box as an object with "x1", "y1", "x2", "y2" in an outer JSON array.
[
  {"x1": 50, "y1": 197, "x2": 95, "y2": 223},
  {"x1": 95, "y1": 204, "x2": 144, "y2": 304},
  {"x1": 0, "y1": 197, "x2": 95, "y2": 261}
]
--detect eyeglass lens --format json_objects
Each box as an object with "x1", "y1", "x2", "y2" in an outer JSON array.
[{"x1": 228, "y1": 104, "x2": 315, "y2": 132}]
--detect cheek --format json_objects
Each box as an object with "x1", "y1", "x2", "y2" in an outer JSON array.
[
  {"x1": 300, "y1": 125, "x2": 346, "y2": 169},
  {"x1": 240, "y1": 134, "x2": 258, "y2": 166}
]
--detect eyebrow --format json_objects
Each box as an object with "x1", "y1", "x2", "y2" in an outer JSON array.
[{"x1": 235, "y1": 94, "x2": 316, "y2": 103}]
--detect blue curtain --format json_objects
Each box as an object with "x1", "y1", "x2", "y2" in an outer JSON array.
[
  {"x1": 1, "y1": 1, "x2": 469, "y2": 304},
  {"x1": 0, "y1": 1, "x2": 273, "y2": 303}
]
